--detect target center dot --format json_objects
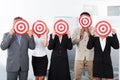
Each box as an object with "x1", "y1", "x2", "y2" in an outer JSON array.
[
  {"x1": 20, "y1": 26, "x2": 23, "y2": 29},
  {"x1": 102, "y1": 27, "x2": 105, "y2": 30}
]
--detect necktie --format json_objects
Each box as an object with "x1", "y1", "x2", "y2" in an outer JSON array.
[{"x1": 16, "y1": 35, "x2": 21, "y2": 45}]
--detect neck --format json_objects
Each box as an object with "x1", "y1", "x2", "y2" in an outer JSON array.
[
  {"x1": 100, "y1": 36, "x2": 105, "y2": 40},
  {"x1": 58, "y1": 34, "x2": 62, "y2": 38},
  {"x1": 37, "y1": 35, "x2": 41, "y2": 38}
]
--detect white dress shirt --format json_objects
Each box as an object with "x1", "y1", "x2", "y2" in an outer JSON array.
[
  {"x1": 59, "y1": 37, "x2": 62, "y2": 43},
  {"x1": 99, "y1": 37, "x2": 106, "y2": 51},
  {"x1": 32, "y1": 34, "x2": 47, "y2": 57}
]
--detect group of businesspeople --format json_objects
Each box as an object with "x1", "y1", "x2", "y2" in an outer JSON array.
[{"x1": 0, "y1": 12, "x2": 119, "y2": 80}]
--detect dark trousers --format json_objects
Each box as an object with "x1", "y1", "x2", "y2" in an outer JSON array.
[{"x1": 7, "y1": 67, "x2": 28, "y2": 80}]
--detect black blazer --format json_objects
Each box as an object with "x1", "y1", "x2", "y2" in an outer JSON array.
[
  {"x1": 87, "y1": 34, "x2": 119, "y2": 64},
  {"x1": 48, "y1": 34, "x2": 73, "y2": 58}
]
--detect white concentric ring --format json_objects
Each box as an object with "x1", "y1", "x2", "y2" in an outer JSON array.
[
  {"x1": 54, "y1": 20, "x2": 69, "y2": 35},
  {"x1": 14, "y1": 20, "x2": 29, "y2": 35},
  {"x1": 79, "y1": 15, "x2": 92, "y2": 28},
  {"x1": 33, "y1": 20, "x2": 47, "y2": 35}
]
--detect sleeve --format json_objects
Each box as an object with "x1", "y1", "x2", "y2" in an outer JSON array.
[
  {"x1": 71, "y1": 28, "x2": 81, "y2": 45},
  {"x1": 87, "y1": 35, "x2": 95, "y2": 49},
  {"x1": 27, "y1": 35, "x2": 35, "y2": 50},
  {"x1": 67, "y1": 36, "x2": 73, "y2": 50},
  {"x1": 0, "y1": 33, "x2": 13, "y2": 50},
  {"x1": 111, "y1": 34, "x2": 119, "y2": 49},
  {"x1": 48, "y1": 34, "x2": 55, "y2": 50}
]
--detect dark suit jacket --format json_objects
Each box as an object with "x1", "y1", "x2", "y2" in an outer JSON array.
[
  {"x1": 1, "y1": 32, "x2": 35, "y2": 72},
  {"x1": 87, "y1": 34, "x2": 119, "y2": 64},
  {"x1": 87, "y1": 34, "x2": 119, "y2": 78},
  {"x1": 48, "y1": 34, "x2": 73, "y2": 58}
]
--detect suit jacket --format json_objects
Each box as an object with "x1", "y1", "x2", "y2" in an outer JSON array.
[
  {"x1": 1, "y1": 32, "x2": 35, "y2": 72},
  {"x1": 87, "y1": 34, "x2": 119, "y2": 65},
  {"x1": 48, "y1": 34, "x2": 73, "y2": 58},
  {"x1": 71, "y1": 27, "x2": 94, "y2": 60}
]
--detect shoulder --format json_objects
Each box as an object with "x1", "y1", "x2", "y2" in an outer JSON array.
[
  {"x1": 4, "y1": 32, "x2": 9, "y2": 35},
  {"x1": 3, "y1": 32, "x2": 13, "y2": 37},
  {"x1": 23, "y1": 33, "x2": 29, "y2": 37},
  {"x1": 63, "y1": 34, "x2": 68, "y2": 37},
  {"x1": 107, "y1": 36, "x2": 114, "y2": 40},
  {"x1": 72, "y1": 27, "x2": 81, "y2": 33},
  {"x1": 89, "y1": 26, "x2": 94, "y2": 31},
  {"x1": 22, "y1": 33, "x2": 31, "y2": 40},
  {"x1": 74, "y1": 27, "x2": 81, "y2": 31}
]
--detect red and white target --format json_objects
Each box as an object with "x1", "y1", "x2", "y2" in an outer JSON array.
[
  {"x1": 54, "y1": 19, "x2": 69, "y2": 35},
  {"x1": 13, "y1": 19, "x2": 29, "y2": 35},
  {"x1": 95, "y1": 21, "x2": 112, "y2": 37},
  {"x1": 32, "y1": 20, "x2": 47, "y2": 37},
  {"x1": 79, "y1": 14, "x2": 92, "y2": 28}
]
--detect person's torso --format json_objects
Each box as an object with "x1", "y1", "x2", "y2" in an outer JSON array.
[
  {"x1": 52, "y1": 34, "x2": 69, "y2": 58},
  {"x1": 75, "y1": 30, "x2": 94, "y2": 60},
  {"x1": 32, "y1": 34, "x2": 47, "y2": 57}
]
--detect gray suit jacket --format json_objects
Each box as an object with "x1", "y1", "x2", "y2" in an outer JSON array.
[{"x1": 1, "y1": 32, "x2": 35, "y2": 72}]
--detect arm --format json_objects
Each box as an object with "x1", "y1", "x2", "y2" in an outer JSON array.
[
  {"x1": 87, "y1": 35, "x2": 95, "y2": 49},
  {"x1": 71, "y1": 28, "x2": 81, "y2": 45},
  {"x1": 1, "y1": 33, "x2": 13, "y2": 50},
  {"x1": 48, "y1": 34, "x2": 55, "y2": 50},
  {"x1": 67, "y1": 37, "x2": 73, "y2": 50},
  {"x1": 27, "y1": 30, "x2": 35, "y2": 50},
  {"x1": 110, "y1": 29, "x2": 119, "y2": 49},
  {"x1": 66, "y1": 31, "x2": 73, "y2": 50},
  {"x1": 111, "y1": 34, "x2": 119, "y2": 49},
  {"x1": 44, "y1": 35, "x2": 48, "y2": 48},
  {"x1": 44, "y1": 28, "x2": 49, "y2": 47},
  {"x1": 28, "y1": 35, "x2": 35, "y2": 50}
]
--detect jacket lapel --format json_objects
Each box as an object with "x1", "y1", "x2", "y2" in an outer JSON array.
[
  {"x1": 97, "y1": 37, "x2": 103, "y2": 52},
  {"x1": 13, "y1": 34, "x2": 20, "y2": 46},
  {"x1": 103, "y1": 37, "x2": 108, "y2": 52},
  {"x1": 97, "y1": 37, "x2": 108, "y2": 52},
  {"x1": 20, "y1": 35, "x2": 26, "y2": 48},
  {"x1": 58, "y1": 34, "x2": 67, "y2": 45},
  {"x1": 56, "y1": 35, "x2": 63, "y2": 45}
]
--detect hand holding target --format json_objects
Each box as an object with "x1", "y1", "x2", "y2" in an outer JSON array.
[
  {"x1": 9, "y1": 28, "x2": 15, "y2": 35},
  {"x1": 95, "y1": 21, "x2": 112, "y2": 37},
  {"x1": 67, "y1": 31, "x2": 71, "y2": 38},
  {"x1": 28, "y1": 30, "x2": 33, "y2": 38},
  {"x1": 32, "y1": 20, "x2": 47, "y2": 37},
  {"x1": 13, "y1": 19, "x2": 29, "y2": 35},
  {"x1": 111, "y1": 28, "x2": 116, "y2": 34},
  {"x1": 54, "y1": 19, "x2": 69, "y2": 35},
  {"x1": 91, "y1": 28, "x2": 95, "y2": 36},
  {"x1": 79, "y1": 14, "x2": 92, "y2": 28}
]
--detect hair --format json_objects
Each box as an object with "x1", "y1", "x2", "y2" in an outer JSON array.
[
  {"x1": 80, "y1": 12, "x2": 91, "y2": 16},
  {"x1": 14, "y1": 16, "x2": 23, "y2": 21},
  {"x1": 79, "y1": 12, "x2": 91, "y2": 40}
]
